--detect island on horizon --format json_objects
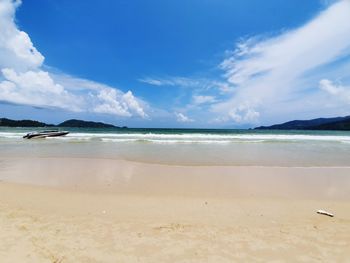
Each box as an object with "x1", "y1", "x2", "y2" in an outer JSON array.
[
  {"x1": 254, "y1": 115, "x2": 350, "y2": 131},
  {"x1": 0, "y1": 118, "x2": 127, "y2": 129},
  {"x1": 1, "y1": 115, "x2": 350, "y2": 130}
]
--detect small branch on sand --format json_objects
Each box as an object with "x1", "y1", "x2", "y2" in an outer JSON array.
[{"x1": 317, "y1": 210, "x2": 334, "y2": 217}]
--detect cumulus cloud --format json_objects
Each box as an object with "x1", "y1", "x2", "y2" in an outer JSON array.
[
  {"x1": 51, "y1": 73, "x2": 148, "y2": 118},
  {"x1": 228, "y1": 105, "x2": 260, "y2": 123},
  {"x1": 210, "y1": 103, "x2": 260, "y2": 124},
  {"x1": 94, "y1": 89, "x2": 134, "y2": 117},
  {"x1": 211, "y1": 0, "x2": 350, "y2": 124},
  {"x1": 0, "y1": 0, "x2": 43, "y2": 71},
  {"x1": 0, "y1": 0, "x2": 147, "y2": 118},
  {"x1": 0, "y1": 68, "x2": 82, "y2": 111},
  {"x1": 175, "y1": 112, "x2": 194, "y2": 123}
]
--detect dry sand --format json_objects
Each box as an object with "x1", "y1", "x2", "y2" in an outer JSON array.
[{"x1": 0, "y1": 157, "x2": 350, "y2": 262}]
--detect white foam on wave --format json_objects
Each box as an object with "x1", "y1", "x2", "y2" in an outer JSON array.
[
  {"x1": 65, "y1": 133, "x2": 350, "y2": 143},
  {"x1": 101, "y1": 138, "x2": 140, "y2": 143},
  {"x1": 1, "y1": 131, "x2": 350, "y2": 144},
  {"x1": 0, "y1": 132, "x2": 24, "y2": 139},
  {"x1": 101, "y1": 138, "x2": 234, "y2": 144}
]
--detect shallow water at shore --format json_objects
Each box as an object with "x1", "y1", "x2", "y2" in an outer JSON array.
[{"x1": 1, "y1": 127, "x2": 350, "y2": 166}]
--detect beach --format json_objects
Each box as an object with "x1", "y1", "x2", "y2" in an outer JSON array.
[
  {"x1": 1, "y1": 181, "x2": 350, "y2": 263},
  {"x1": 2, "y1": 0, "x2": 350, "y2": 261},
  {"x1": 1, "y1": 129, "x2": 350, "y2": 262},
  {"x1": 1, "y1": 157, "x2": 350, "y2": 262}
]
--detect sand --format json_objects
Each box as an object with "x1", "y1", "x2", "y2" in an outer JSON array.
[{"x1": 1, "y1": 157, "x2": 350, "y2": 262}]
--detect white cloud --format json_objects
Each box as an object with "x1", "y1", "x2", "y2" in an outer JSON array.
[
  {"x1": 0, "y1": 0, "x2": 43, "y2": 71},
  {"x1": 192, "y1": 95, "x2": 216, "y2": 105},
  {"x1": 121, "y1": 91, "x2": 147, "y2": 118},
  {"x1": 212, "y1": 0, "x2": 350, "y2": 124},
  {"x1": 94, "y1": 88, "x2": 133, "y2": 117},
  {"x1": 0, "y1": 68, "x2": 82, "y2": 111},
  {"x1": 228, "y1": 105, "x2": 260, "y2": 123},
  {"x1": 51, "y1": 73, "x2": 148, "y2": 118},
  {"x1": 0, "y1": 0, "x2": 147, "y2": 119},
  {"x1": 320, "y1": 0, "x2": 339, "y2": 6},
  {"x1": 139, "y1": 77, "x2": 200, "y2": 88},
  {"x1": 319, "y1": 79, "x2": 350, "y2": 103},
  {"x1": 139, "y1": 76, "x2": 233, "y2": 94},
  {"x1": 138, "y1": 78, "x2": 166, "y2": 86},
  {"x1": 175, "y1": 112, "x2": 194, "y2": 123}
]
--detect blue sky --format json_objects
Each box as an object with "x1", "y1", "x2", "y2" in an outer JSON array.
[{"x1": 0, "y1": 0, "x2": 349, "y2": 128}]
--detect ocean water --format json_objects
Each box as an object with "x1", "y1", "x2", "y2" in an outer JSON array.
[{"x1": 0, "y1": 127, "x2": 350, "y2": 166}]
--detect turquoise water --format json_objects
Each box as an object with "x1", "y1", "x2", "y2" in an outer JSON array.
[{"x1": 1, "y1": 127, "x2": 350, "y2": 166}]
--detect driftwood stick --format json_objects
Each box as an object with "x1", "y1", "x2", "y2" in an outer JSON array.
[{"x1": 317, "y1": 210, "x2": 334, "y2": 217}]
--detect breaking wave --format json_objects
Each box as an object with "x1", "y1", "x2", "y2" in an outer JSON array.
[{"x1": 1, "y1": 130, "x2": 350, "y2": 144}]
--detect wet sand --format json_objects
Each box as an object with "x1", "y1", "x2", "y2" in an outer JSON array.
[{"x1": 0, "y1": 157, "x2": 350, "y2": 262}]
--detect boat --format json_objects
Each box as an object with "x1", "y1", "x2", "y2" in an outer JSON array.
[{"x1": 23, "y1": 130, "x2": 69, "y2": 139}]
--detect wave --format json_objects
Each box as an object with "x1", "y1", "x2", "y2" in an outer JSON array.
[
  {"x1": 100, "y1": 138, "x2": 234, "y2": 144},
  {"x1": 67, "y1": 133, "x2": 350, "y2": 143},
  {"x1": 0, "y1": 132, "x2": 24, "y2": 139},
  {"x1": 1, "y1": 131, "x2": 350, "y2": 144}
]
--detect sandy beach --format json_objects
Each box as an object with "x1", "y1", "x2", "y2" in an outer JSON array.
[{"x1": 1, "y1": 157, "x2": 350, "y2": 262}]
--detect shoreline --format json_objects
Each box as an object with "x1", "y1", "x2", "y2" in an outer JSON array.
[
  {"x1": 4, "y1": 154, "x2": 350, "y2": 168},
  {"x1": 1, "y1": 156, "x2": 350, "y2": 199}
]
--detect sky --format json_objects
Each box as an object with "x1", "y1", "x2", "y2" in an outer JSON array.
[{"x1": 0, "y1": 0, "x2": 350, "y2": 128}]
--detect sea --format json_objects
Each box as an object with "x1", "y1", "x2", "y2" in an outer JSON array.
[{"x1": 1, "y1": 127, "x2": 350, "y2": 167}]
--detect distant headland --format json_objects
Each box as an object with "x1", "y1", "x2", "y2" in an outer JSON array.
[
  {"x1": 0, "y1": 118, "x2": 126, "y2": 129},
  {"x1": 255, "y1": 115, "x2": 350, "y2": 131},
  {"x1": 2, "y1": 115, "x2": 350, "y2": 130}
]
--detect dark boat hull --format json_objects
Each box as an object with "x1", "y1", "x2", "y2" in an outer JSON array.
[{"x1": 23, "y1": 131, "x2": 69, "y2": 139}]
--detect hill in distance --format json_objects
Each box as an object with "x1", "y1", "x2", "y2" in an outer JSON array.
[
  {"x1": 0, "y1": 118, "x2": 54, "y2": 127},
  {"x1": 255, "y1": 116, "x2": 350, "y2": 131},
  {"x1": 0, "y1": 118, "x2": 124, "y2": 129},
  {"x1": 58, "y1": 119, "x2": 118, "y2": 128}
]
